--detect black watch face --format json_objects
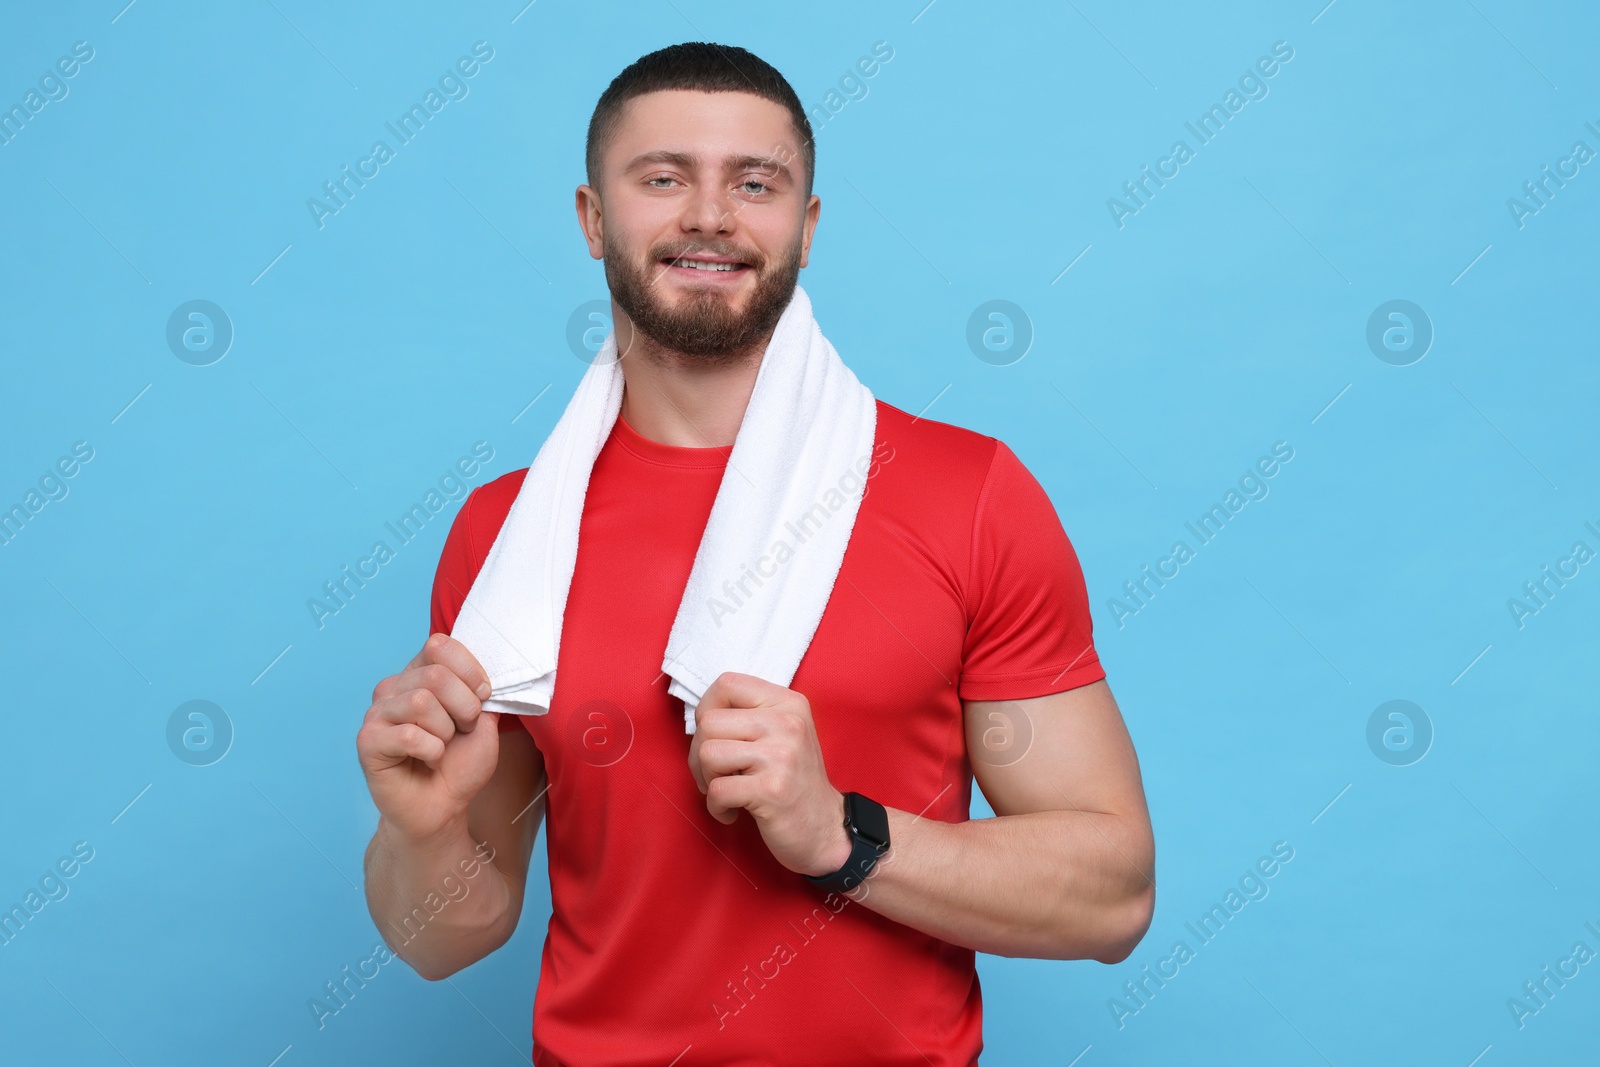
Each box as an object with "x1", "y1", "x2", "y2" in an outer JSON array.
[{"x1": 846, "y1": 793, "x2": 890, "y2": 850}]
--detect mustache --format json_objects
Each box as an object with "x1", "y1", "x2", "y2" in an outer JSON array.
[{"x1": 654, "y1": 242, "x2": 762, "y2": 264}]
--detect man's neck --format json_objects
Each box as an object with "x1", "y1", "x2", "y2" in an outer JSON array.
[{"x1": 615, "y1": 331, "x2": 769, "y2": 449}]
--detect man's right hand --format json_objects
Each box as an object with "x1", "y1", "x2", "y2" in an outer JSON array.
[{"x1": 357, "y1": 632, "x2": 501, "y2": 843}]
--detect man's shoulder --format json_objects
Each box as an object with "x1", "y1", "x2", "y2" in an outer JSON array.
[
  {"x1": 873, "y1": 398, "x2": 1002, "y2": 482},
  {"x1": 466, "y1": 467, "x2": 528, "y2": 540}
]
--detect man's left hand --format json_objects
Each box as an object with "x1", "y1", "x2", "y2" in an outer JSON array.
[{"x1": 687, "y1": 671, "x2": 853, "y2": 878}]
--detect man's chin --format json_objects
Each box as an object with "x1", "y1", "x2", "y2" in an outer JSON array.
[
  {"x1": 660, "y1": 270, "x2": 752, "y2": 298},
  {"x1": 659, "y1": 281, "x2": 753, "y2": 323}
]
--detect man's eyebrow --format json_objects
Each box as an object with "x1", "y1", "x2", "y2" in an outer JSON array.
[{"x1": 625, "y1": 149, "x2": 793, "y2": 183}]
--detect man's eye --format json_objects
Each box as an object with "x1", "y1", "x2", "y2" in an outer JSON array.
[
  {"x1": 647, "y1": 176, "x2": 677, "y2": 188},
  {"x1": 740, "y1": 180, "x2": 770, "y2": 195}
]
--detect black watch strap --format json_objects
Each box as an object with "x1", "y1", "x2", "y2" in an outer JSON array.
[{"x1": 805, "y1": 792, "x2": 889, "y2": 894}]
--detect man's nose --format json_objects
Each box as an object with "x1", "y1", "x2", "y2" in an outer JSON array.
[{"x1": 680, "y1": 181, "x2": 735, "y2": 235}]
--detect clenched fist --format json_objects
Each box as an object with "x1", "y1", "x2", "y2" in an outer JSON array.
[
  {"x1": 357, "y1": 633, "x2": 499, "y2": 843},
  {"x1": 687, "y1": 672, "x2": 852, "y2": 879}
]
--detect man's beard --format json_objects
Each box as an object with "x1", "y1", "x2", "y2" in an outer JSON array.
[{"x1": 603, "y1": 232, "x2": 801, "y2": 366}]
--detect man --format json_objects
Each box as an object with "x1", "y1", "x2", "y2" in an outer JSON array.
[{"x1": 359, "y1": 42, "x2": 1154, "y2": 1066}]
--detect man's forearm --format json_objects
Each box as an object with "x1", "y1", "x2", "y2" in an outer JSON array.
[
  {"x1": 362, "y1": 816, "x2": 516, "y2": 981},
  {"x1": 841, "y1": 806, "x2": 1155, "y2": 962}
]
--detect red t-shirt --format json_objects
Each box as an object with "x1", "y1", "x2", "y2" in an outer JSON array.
[{"x1": 429, "y1": 398, "x2": 1104, "y2": 1066}]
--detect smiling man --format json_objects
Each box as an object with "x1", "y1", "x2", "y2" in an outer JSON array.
[{"x1": 359, "y1": 42, "x2": 1155, "y2": 1067}]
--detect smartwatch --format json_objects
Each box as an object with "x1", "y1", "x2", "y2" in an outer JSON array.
[{"x1": 805, "y1": 791, "x2": 890, "y2": 894}]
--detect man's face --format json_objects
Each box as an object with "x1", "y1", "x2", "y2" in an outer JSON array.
[{"x1": 579, "y1": 89, "x2": 819, "y2": 364}]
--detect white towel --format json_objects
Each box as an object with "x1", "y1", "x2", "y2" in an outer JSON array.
[{"x1": 449, "y1": 284, "x2": 877, "y2": 734}]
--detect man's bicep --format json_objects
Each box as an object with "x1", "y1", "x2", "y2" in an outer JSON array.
[
  {"x1": 466, "y1": 723, "x2": 547, "y2": 921},
  {"x1": 964, "y1": 680, "x2": 1148, "y2": 823},
  {"x1": 959, "y1": 440, "x2": 1104, "y2": 701}
]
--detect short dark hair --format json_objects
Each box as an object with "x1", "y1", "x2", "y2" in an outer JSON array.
[{"x1": 586, "y1": 42, "x2": 815, "y2": 199}]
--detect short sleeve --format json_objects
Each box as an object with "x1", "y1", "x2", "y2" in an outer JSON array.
[
  {"x1": 428, "y1": 488, "x2": 525, "y2": 734},
  {"x1": 958, "y1": 440, "x2": 1105, "y2": 701}
]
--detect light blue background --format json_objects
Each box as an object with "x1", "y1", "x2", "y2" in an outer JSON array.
[{"x1": 2, "y1": 1, "x2": 1596, "y2": 1064}]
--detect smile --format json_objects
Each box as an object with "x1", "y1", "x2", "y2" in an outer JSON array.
[
  {"x1": 661, "y1": 255, "x2": 752, "y2": 277},
  {"x1": 671, "y1": 259, "x2": 741, "y2": 271}
]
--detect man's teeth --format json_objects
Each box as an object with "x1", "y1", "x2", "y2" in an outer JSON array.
[{"x1": 672, "y1": 259, "x2": 740, "y2": 271}]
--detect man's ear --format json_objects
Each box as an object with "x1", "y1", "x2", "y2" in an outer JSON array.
[
  {"x1": 576, "y1": 184, "x2": 605, "y2": 260},
  {"x1": 799, "y1": 194, "x2": 821, "y2": 268}
]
